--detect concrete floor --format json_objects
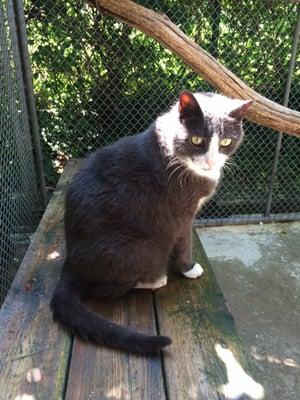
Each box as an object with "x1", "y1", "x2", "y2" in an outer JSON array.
[{"x1": 197, "y1": 222, "x2": 300, "y2": 400}]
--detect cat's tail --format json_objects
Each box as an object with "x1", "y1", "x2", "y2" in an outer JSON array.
[{"x1": 50, "y1": 273, "x2": 171, "y2": 354}]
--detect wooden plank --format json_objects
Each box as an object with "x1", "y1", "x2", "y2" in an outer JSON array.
[
  {"x1": 0, "y1": 159, "x2": 82, "y2": 400},
  {"x1": 65, "y1": 291, "x2": 166, "y2": 400},
  {"x1": 155, "y1": 230, "x2": 264, "y2": 400}
]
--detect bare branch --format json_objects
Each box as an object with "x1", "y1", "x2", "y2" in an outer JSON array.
[{"x1": 88, "y1": 0, "x2": 300, "y2": 137}]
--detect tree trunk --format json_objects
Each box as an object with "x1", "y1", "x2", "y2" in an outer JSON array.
[{"x1": 88, "y1": 0, "x2": 300, "y2": 138}]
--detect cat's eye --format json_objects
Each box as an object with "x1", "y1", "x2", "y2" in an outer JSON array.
[
  {"x1": 191, "y1": 136, "x2": 203, "y2": 146},
  {"x1": 220, "y1": 138, "x2": 232, "y2": 147}
]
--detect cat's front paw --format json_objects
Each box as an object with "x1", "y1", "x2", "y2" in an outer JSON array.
[{"x1": 182, "y1": 263, "x2": 204, "y2": 279}]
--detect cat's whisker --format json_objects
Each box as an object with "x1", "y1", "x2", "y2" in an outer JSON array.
[
  {"x1": 167, "y1": 157, "x2": 182, "y2": 165},
  {"x1": 184, "y1": 168, "x2": 191, "y2": 186},
  {"x1": 178, "y1": 167, "x2": 191, "y2": 190},
  {"x1": 226, "y1": 160, "x2": 240, "y2": 169},
  {"x1": 167, "y1": 164, "x2": 184, "y2": 184},
  {"x1": 178, "y1": 168, "x2": 186, "y2": 190},
  {"x1": 185, "y1": 168, "x2": 193, "y2": 186},
  {"x1": 223, "y1": 160, "x2": 240, "y2": 176},
  {"x1": 181, "y1": 170, "x2": 188, "y2": 189},
  {"x1": 166, "y1": 156, "x2": 187, "y2": 185},
  {"x1": 223, "y1": 163, "x2": 234, "y2": 172},
  {"x1": 166, "y1": 158, "x2": 182, "y2": 170},
  {"x1": 166, "y1": 161, "x2": 181, "y2": 171},
  {"x1": 224, "y1": 159, "x2": 237, "y2": 166}
]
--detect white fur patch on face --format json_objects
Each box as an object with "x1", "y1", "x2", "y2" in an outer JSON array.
[
  {"x1": 181, "y1": 133, "x2": 228, "y2": 181},
  {"x1": 155, "y1": 95, "x2": 235, "y2": 178},
  {"x1": 183, "y1": 263, "x2": 204, "y2": 279},
  {"x1": 183, "y1": 158, "x2": 222, "y2": 181}
]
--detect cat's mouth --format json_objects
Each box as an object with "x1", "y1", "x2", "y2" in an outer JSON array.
[
  {"x1": 190, "y1": 157, "x2": 216, "y2": 171},
  {"x1": 178, "y1": 156, "x2": 222, "y2": 180},
  {"x1": 199, "y1": 165, "x2": 214, "y2": 171}
]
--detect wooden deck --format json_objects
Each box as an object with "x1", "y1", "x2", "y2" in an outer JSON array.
[{"x1": 0, "y1": 159, "x2": 262, "y2": 400}]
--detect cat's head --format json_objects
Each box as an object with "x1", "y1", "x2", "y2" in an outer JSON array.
[{"x1": 157, "y1": 91, "x2": 253, "y2": 181}]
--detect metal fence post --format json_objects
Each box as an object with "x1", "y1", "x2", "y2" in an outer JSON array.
[
  {"x1": 12, "y1": 0, "x2": 47, "y2": 209},
  {"x1": 0, "y1": 0, "x2": 43, "y2": 305},
  {"x1": 265, "y1": 5, "x2": 300, "y2": 216}
]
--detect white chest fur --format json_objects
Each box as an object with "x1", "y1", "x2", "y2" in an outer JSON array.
[{"x1": 197, "y1": 195, "x2": 209, "y2": 211}]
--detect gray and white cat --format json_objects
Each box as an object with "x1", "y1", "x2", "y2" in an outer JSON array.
[{"x1": 51, "y1": 91, "x2": 252, "y2": 353}]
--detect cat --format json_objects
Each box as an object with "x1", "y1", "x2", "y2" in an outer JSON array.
[{"x1": 51, "y1": 90, "x2": 252, "y2": 353}]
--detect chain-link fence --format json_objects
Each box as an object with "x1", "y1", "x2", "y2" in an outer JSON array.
[
  {"x1": 24, "y1": 0, "x2": 300, "y2": 225},
  {"x1": 0, "y1": 0, "x2": 41, "y2": 305},
  {"x1": 1, "y1": 0, "x2": 300, "y2": 304}
]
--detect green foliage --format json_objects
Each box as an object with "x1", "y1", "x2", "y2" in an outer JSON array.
[{"x1": 25, "y1": 0, "x2": 300, "y2": 216}]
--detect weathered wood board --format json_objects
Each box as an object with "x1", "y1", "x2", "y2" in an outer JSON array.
[
  {"x1": 66, "y1": 292, "x2": 166, "y2": 400},
  {"x1": 154, "y1": 231, "x2": 264, "y2": 400},
  {"x1": 0, "y1": 158, "x2": 262, "y2": 400},
  {"x1": 0, "y1": 160, "x2": 81, "y2": 400}
]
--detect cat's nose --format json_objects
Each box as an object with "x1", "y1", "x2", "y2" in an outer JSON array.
[{"x1": 205, "y1": 158, "x2": 215, "y2": 169}]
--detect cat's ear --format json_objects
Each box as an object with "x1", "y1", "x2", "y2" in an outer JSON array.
[
  {"x1": 179, "y1": 91, "x2": 203, "y2": 120},
  {"x1": 229, "y1": 99, "x2": 253, "y2": 120}
]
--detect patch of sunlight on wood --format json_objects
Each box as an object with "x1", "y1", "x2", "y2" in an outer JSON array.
[
  {"x1": 106, "y1": 384, "x2": 130, "y2": 400},
  {"x1": 26, "y1": 368, "x2": 42, "y2": 383},
  {"x1": 14, "y1": 395, "x2": 35, "y2": 400},
  {"x1": 215, "y1": 343, "x2": 265, "y2": 400},
  {"x1": 283, "y1": 358, "x2": 299, "y2": 368},
  {"x1": 187, "y1": 382, "x2": 198, "y2": 399},
  {"x1": 251, "y1": 346, "x2": 299, "y2": 368},
  {"x1": 47, "y1": 250, "x2": 61, "y2": 260}
]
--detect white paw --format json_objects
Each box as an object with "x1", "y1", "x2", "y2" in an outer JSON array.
[
  {"x1": 183, "y1": 263, "x2": 204, "y2": 279},
  {"x1": 135, "y1": 275, "x2": 168, "y2": 290}
]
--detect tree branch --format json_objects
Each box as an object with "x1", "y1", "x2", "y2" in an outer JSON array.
[{"x1": 88, "y1": 0, "x2": 300, "y2": 137}]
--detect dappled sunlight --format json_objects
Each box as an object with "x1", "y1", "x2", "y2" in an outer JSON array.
[
  {"x1": 284, "y1": 358, "x2": 299, "y2": 368},
  {"x1": 26, "y1": 368, "x2": 42, "y2": 383},
  {"x1": 215, "y1": 343, "x2": 265, "y2": 400},
  {"x1": 13, "y1": 369, "x2": 42, "y2": 399},
  {"x1": 106, "y1": 384, "x2": 130, "y2": 400},
  {"x1": 47, "y1": 250, "x2": 61, "y2": 260},
  {"x1": 187, "y1": 382, "x2": 198, "y2": 399},
  {"x1": 14, "y1": 395, "x2": 35, "y2": 400},
  {"x1": 251, "y1": 346, "x2": 300, "y2": 368}
]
